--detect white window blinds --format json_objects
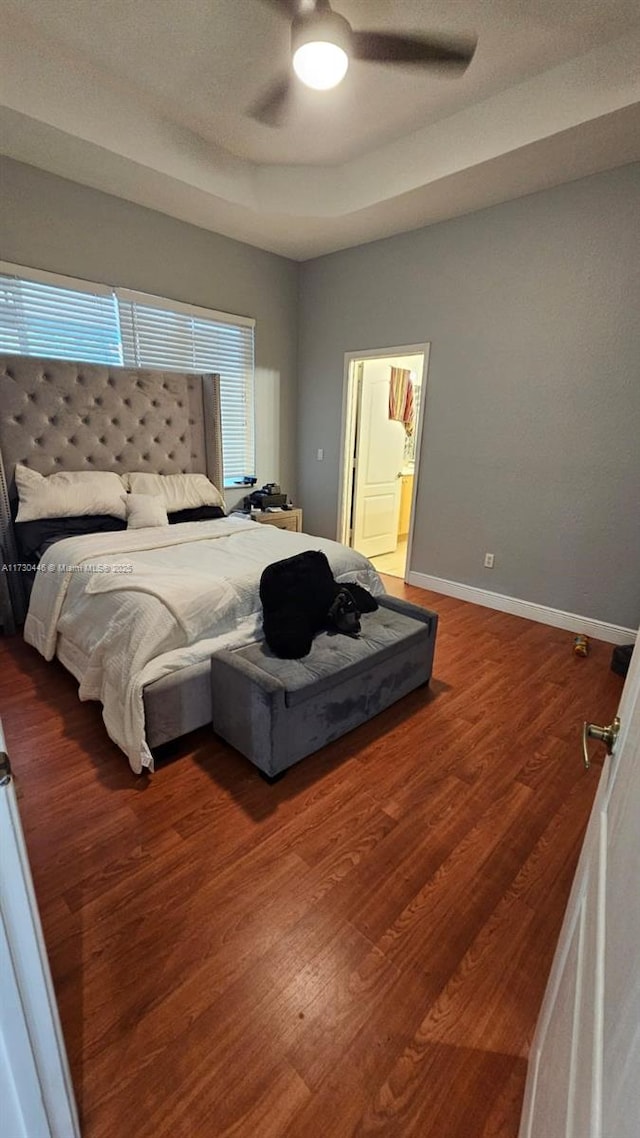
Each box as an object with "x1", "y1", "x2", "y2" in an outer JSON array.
[
  {"x1": 0, "y1": 265, "x2": 256, "y2": 486},
  {"x1": 116, "y1": 291, "x2": 255, "y2": 484},
  {"x1": 0, "y1": 270, "x2": 122, "y2": 365}
]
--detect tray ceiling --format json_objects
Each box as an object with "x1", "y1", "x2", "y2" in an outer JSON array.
[{"x1": 2, "y1": 0, "x2": 640, "y2": 258}]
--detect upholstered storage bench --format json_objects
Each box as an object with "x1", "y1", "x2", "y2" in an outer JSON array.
[{"x1": 210, "y1": 594, "x2": 438, "y2": 779}]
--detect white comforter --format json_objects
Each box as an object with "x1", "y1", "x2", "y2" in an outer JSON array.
[{"x1": 24, "y1": 517, "x2": 384, "y2": 773}]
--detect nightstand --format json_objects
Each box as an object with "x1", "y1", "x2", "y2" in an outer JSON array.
[{"x1": 251, "y1": 508, "x2": 303, "y2": 533}]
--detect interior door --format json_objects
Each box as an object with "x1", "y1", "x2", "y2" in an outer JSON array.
[
  {"x1": 0, "y1": 721, "x2": 80, "y2": 1138},
  {"x1": 519, "y1": 641, "x2": 640, "y2": 1138},
  {"x1": 352, "y1": 365, "x2": 407, "y2": 558}
]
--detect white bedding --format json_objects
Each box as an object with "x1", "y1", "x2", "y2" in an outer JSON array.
[{"x1": 24, "y1": 517, "x2": 384, "y2": 773}]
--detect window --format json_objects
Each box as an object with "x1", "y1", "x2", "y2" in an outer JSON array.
[
  {"x1": 0, "y1": 271, "x2": 123, "y2": 365},
  {"x1": 0, "y1": 264, "x2": 256, "y2": 486}
]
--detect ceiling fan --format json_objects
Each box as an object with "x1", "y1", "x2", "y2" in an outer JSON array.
[{"x1": 251, "y1": 0, "x2": 477, "y2": 125}]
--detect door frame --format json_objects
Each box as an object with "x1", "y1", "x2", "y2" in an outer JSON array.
[{"x1": 337, "y1": 343, "x2": 430, "y2": 581}]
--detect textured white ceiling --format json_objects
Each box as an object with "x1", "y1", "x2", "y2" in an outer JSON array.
[{"x1": 1, "y1": 0, "x2": 640, "y2": 258}]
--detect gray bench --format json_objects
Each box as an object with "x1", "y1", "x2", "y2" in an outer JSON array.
[{"x1": 210, "y1": 594, "x2": 438, "y2": 780}]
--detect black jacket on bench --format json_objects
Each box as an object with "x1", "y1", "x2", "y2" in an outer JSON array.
[{"x1": 259, "y1": 550, "x2": 378, "y2": 659}]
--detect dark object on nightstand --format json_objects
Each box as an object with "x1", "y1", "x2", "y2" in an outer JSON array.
[
  {"x1": 249, "y1": 483, "x2": 287, "y2": 511},
  {"x1": 611, "y1": 644, "x2": 633, "y2": 678}
]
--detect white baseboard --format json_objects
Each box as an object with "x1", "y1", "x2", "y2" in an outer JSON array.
[{"x1": 406, "y1": 572, "x2": 637, "y2": 646}]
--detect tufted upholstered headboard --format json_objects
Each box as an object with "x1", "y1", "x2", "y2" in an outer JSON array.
[{"x1": 0, "y1": 354, "x2": 224, "y2": 620}]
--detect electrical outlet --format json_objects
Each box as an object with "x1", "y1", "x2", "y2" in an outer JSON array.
[
  {"x1": 317, "y1": 448, "x2": 324, "y2": 461},
  {"x1": 484, "y1": 552, "x2": 495, "y2": 568}
]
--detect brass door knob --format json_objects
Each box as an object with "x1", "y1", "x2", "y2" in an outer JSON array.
[{"x1": 582, "y1": 716, "x2": 620, "y2": 770}]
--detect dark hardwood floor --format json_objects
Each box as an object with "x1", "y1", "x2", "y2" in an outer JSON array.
[{"x1": 0, "y1": 579, "x2": 623, "y2": 1137}]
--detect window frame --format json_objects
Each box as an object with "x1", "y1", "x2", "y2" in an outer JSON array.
[{"x1": 0, "y1": 262, "x2": 256, "y2": 487}]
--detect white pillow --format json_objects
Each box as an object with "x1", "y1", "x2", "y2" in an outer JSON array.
[
  {"x1": 15, "y1": 465, "x2": 127, "y2": 522},
  {"x1": 127, "y1": 472, "x2": 225, "y2": 513},
  {"x1": 125, "y1": 494, "x2": 169, "y2": 530}
]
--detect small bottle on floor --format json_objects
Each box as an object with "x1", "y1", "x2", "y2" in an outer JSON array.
[{"x1": 573, "y1": 635, "x2": 589, "y2": 657}]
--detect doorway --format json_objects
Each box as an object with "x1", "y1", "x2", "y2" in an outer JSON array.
[{"x1": 338, "y1": 344, "x2": 429, "y2": 580}]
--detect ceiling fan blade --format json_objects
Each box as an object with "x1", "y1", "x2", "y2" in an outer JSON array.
[
  {"x1": 352, "y1": 31, "x2": 477, "y2": 71},
  {"x1": 249, "y1": 75, "x2": 294, "y2": 126}
]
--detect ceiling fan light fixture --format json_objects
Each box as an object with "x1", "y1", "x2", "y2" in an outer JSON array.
[
  {"x1": 293, "y1": 41, "x2": 349, "y2": 89},
  {"x1": 291, "y1": 10, "x2": 352, "y2": 91}
]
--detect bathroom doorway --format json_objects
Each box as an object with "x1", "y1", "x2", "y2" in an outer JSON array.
[{"x1": 338, "y1": 344, "x2": 429, "y2": 580}]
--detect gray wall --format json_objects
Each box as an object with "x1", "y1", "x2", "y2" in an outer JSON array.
[
  {"x1": 0, "y1": 157, "x2": 299, "y2": 508},
  {"x1": 3, "y1": 157, "x2": 638, "y2": 627},
  {"x1": 298, "y1": 163, "x2": 640, "y2": 629}
]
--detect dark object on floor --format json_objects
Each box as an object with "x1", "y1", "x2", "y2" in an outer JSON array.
[
  {"x1": 259, "y1": 550, "x2": 378, "y2": 658},
  {"x1": 611, "y1": 644, "x2": 634, "y2": 677}
]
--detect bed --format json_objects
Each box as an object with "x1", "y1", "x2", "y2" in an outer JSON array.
[{"x1": 0, "y1": 354, "x2": 383, "y2": 772}]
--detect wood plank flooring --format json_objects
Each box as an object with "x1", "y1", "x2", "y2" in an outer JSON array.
[{"x1": 0, "y1": 580, "x2": 624, "y2": 1137}]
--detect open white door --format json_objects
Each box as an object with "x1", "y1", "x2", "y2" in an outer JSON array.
[
  {"x1": 352, "y1": 360, "x2": 410, "y2": 559},
  {"x1": 0, "y1": 721, "x2": 80, "y2": 1138},
  {"x1": 519, "y1": 640, "x2": 640, "y2": 1138}
]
